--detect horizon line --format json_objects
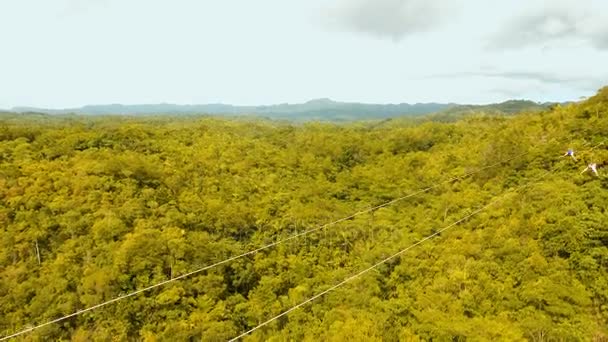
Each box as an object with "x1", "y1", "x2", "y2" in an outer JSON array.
[{"x1": 4, "y1": 97, "x2": 563, "y2": 112}]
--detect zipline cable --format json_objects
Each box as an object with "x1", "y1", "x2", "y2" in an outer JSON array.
[
  {"x1": 0, "y1": 152, "x2": 527, "y2": 341},
  {"x1": 228, "y1": 163, "x2": 565, "y2": 341}
]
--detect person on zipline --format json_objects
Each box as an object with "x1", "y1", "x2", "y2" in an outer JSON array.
[
  {"x1": 581, "y1": 163, "x2": 599, "y2": 176},
  {"x1": 564, "y1": 148, "x2": 577, "y2": 161}
]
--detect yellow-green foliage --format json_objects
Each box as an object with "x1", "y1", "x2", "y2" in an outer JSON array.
[{"x1": 1, "y1": 89, "x2": 607, "y2": 341}]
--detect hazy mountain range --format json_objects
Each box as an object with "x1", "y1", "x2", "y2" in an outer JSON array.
[{"x1": 8, "y1": 98, "x2": 556, "y2": 121}]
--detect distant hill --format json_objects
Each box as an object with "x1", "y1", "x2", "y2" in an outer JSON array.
[
  {"x1": 437, "y1": 100, "x2": 554, "y2": 116},
  {"x1": 409, "y1": 100, "x2": 558, "y2": 123},
  {"x1": 9, "y1": 99, "x2": 557, "y2": 121}
]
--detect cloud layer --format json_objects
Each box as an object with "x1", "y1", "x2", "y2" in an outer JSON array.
[
  {"x1": 489, "y1": 4, "x2": 608, "y2": 50},
  {"x1": 327, "y1": 0, "x2": 608, "y2": 50},
  {"x1": 428, "y1": 71, "x2": 605, "y2": 91},
  {"x1": 431, "y1": 71, "x2": 576, "y2": 85},
  {"x1": 325, "y1": 0, "x2": 448, "y2": 41}
]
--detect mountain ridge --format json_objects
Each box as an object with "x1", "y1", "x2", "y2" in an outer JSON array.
[{"x1": 9, "y1": 98, "x2": 555, "y2": 121}]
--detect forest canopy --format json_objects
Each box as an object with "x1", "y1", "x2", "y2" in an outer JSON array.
[{"x1": 1, "y1": 87, "x2": 608, "y2": 341}]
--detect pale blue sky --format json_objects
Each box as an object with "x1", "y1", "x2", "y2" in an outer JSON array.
[{"x1": 1, "y1": 0, "x2": 607, "y2": 108}]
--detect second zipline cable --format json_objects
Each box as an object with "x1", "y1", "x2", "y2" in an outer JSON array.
[{"x1": 228, "y1": 161, "x2": 565, "y2": 341}]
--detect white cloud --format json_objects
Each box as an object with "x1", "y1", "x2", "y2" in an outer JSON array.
[
  {"x1": 324, "y1": 0, "x2": 452, "y2": 41},
  {"x1": 488, "y1": 1, "x2": 608, "y2": 50}
]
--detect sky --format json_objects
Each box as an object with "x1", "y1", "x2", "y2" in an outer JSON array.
[{"x1": 0, "y1": 0, "x2": 607, "y2": 108}]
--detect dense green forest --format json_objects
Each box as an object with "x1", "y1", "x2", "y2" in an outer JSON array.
[{"x1": 1, "y1": 88, "x2": 607, "y2": 341}]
